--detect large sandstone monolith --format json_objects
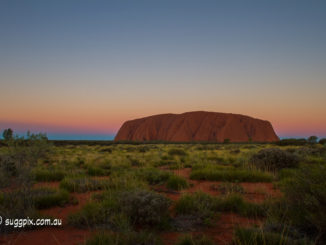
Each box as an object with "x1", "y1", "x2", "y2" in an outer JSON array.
[{"x1": 114, "y1": 111, "x2": 279, "y2": 142}]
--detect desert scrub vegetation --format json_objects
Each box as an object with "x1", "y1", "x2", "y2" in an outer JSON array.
[
  {"x1": 269, "y1": 164, "x2": 326, "y2": 244},
  {"x1": 175, "y1": 192, "x2": 217, "y2": 219},
  {"x1": 69, "y1": 188, "x2": 171, "y2": 229},
  {"x1": 1, "y1": 187, "x2": 71, "y2": 212},
  {"x1": 86, "y1": 165, "x2": 111, "y2": 176},
  {"x1": 137, "y1": 167, "x2": 171, "y2": 185},
  {"x1": 68, "y1": 201, "x2": 108, "y2": 228},
  {"x1": 233, "y1": 227, "x2": 313, "y2": 245},
  {"x1": 0, "y1": 130, "x2": 56, "y2": 232},
  {"x1": 31, "y1": 187, "x2": 71, "y2": 209},
  {"x1": 168, "y1": 148, "x2": 188, "y2": 156},
  {"x1": 175, "y1": 192, "x2": 267, "y2": 221},
  {"x1": 176, "y1": 233, "x2": 214, "y2": 245},
  {"x1": 190, "y1": 168, "x2": 273, "y2": 182},
  {"x1": 0, "y1": 131, "x2": 53, "y2": 187},
  {"x1": 59, "y1": 177, "x2": 109, "y2": 192},
  {"x1": 166, "y1": 175, "x2": 189, "y2": 190},
  {"x1": 251, "y1": 148, "x2": 299, "y2": 171},
  {"x1": 212, "y1": 182, "x2": 245, "y2": 195},
  {"x1": 86, "y1": 231, "x2": 162, "y2": 245},
  {"x1": 119, "y1": 189, "x2": 171, "y2": 226},
  {"x1": 32, "y1": 168, "x2": 66, "y2": 181}
]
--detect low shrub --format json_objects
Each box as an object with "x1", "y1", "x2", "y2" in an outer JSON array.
[
  {"x1": 60, "y1": 177, "x2": 108, "y2": 193},
  {"x1": 190, "y1": 169, "x2": 273, "y2": 182},
  {"x1": 213, "y1": 182, "x2": 244, "y2": 195},
  {"x1": 32, "y1": 168, "x2": 65, "y2": 181},
  {"x1": 106, "y1": 173, "x2": 148, "y2": 191},
  {"x1": 138, "y1": 168, "x2": 171, "y2": 185},
  {"x1": 86, "y1": 166, "x2": 110, "y2": 176},
  {"x1": 32, "y1": 188, "x2": 70, "y2": 209},
  {"x1": 175, "y1": 192, "x2": 266, "y2": 220},
  {"x1": 120, "y1": 189, "x2": 171, "y2": 226},
  {"x1": 168, "y1": 148, "x2": 187, "y2": 156},
  {"x1": 215, "y1": 194, "x2": 266, "y2": 218},
  {"x1": 233, "y1": 227, "x2": 313, "y2": 245},
  {"x1": 251, "y1": 148, "x2": 299, "y2": 171},
  {"x1": 166, "y1": 175, "x2": 189, "y2": 190},
  {"x1": 127, "y1": 157, "x2": 142, "y2": 167},
  {"x1": 175, "y1": 192, "x2": 216, "y2": 219},
  {"x1": 68, "y1": 202, "x2": 107, "y2": 227}
]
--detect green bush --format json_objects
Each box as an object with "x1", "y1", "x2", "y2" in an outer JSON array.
[
  {"x1": 120, "y1": 189, "x2": 171, "y2": 226},
  {"x1": 166, "y1": 175, "x2": 189, "y2": 190},
  {"x1": 274, "y1": 165, "x2": 326, "y2": 244},
  {"x1": 190, "y1": 168, "x2": 273, "y2": 182},
  {"x1": 251, "y1": 148, "x2": 299, "y2": 171}
]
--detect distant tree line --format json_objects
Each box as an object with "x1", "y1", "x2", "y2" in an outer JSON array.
[{"x1": 1, "y1": 128, "x2": 326, "y2": 146}]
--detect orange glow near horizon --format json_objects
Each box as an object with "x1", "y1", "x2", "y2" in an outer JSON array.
[{"x1": 1, "y1": 104, "x2": 326, "y2": 137}]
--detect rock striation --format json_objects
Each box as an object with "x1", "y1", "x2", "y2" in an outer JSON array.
[{"x1": 114, "y1": 111, "x2": 279, "y2": 142}]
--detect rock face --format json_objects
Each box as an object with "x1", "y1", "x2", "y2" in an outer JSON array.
[{"x1": 114, "y1": 111, "x2": 279, "y2": 142}]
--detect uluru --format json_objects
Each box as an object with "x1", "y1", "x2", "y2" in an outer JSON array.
[{"x1": 115, "y1": 111, "x2": 279, "y2": 142}]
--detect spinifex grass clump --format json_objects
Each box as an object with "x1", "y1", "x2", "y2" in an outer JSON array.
[
  {"x1": 137, "y1": 168, "x2": 171, "y2": 185},
  {"x1": 168, "y1": 148, "x2": 187, "y2": 156},
  {"x1": 86, "y1": 165, "x2": 110, "y2": 176},
  {"x1": 251, "y1": 148, "x2": 299, "y2": 171},
  {"x1": 32, "y1": 168, "x2": 66, "y2": 181},
  {"x1": 214, "y1": 193, "x2": 266, "y2": 218},
  {"x1": 212, "y1": 182, "x2": 245, "y2": 195},
  {"x1": 175, "y1": 192, "x2": 267, "y2": 221},
  {"x1": 31, "y1": 187, "x2": 71, "y2": 209},
  {"x1": 60, "y1": 177, "x2": 108, "y2": 193},
  {"x1": 233, "y1": 227, "x2": 313, "y2": 245},
  {"x1": 166, "y1": 175, "x2": 189, "y2": 190},
  {"x1": 175, "y1": 192, "x2": 217, "y2": 220},
  {"x1": 68, "y1": 202, "x2": 108, "y2": 228},
  {"x1": 190, "y1": 168, "x2": 273, "y2": 182}
]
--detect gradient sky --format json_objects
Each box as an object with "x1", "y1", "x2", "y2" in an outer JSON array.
[{"x1": 1, "y1": 0, "x2": 326, "y2": 140}]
